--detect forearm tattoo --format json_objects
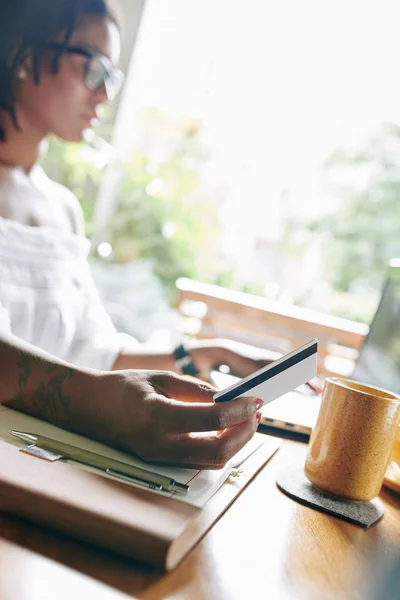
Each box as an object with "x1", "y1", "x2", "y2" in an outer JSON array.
[{"x1": 11, "y1": 354, "x2": 75, "y2": 428}]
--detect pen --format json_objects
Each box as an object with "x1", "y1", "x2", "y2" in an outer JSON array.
[
  {"x1": 106, "y1": 469, "x2": 164, "y2": 491},
  {"x1": 10, "y1": 431, "x2": 189, "y2": 495}
]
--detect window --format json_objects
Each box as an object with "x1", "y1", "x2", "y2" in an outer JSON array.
[{"x1": 45, "y1": 0, "x2": 400, "y2": 328}]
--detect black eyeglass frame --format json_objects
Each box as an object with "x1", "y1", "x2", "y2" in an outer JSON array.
[{"x1": 45, "y1": 42, "x2": 124, "y2": 98}]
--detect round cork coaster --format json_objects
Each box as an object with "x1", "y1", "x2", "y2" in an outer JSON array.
[{"x1": 276, "y1": 464, "x2": 384, "y2": 528}]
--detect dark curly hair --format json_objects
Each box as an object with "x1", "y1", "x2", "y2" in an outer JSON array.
[{"x1": 0, "y1": 0, "x2": 120, "y2": 141}]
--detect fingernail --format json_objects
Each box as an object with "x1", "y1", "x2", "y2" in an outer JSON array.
[
  {"x1": 256, "y1": 398, "x2": 264, "y2": 410},
  {"x1": 256, "y1": 411, "x2": 262, "y2": 424}
]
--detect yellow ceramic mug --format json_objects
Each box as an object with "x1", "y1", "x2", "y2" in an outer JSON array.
[{"x1": 304, "y1": 378, "x2": 400, "y2": 501}]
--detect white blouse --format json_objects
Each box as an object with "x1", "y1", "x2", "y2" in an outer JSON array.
[{"x1": 0, "y1": 165, "x2": 122, "y2": 371}]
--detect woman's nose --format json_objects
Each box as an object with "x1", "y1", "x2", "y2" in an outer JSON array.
[{"x1": 93, "y1": 82, "x2": 111, "y2": 105}]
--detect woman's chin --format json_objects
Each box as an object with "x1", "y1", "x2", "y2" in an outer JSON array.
[{"x1": 56, "y1": 130, "x2": 86, "y2": 143}]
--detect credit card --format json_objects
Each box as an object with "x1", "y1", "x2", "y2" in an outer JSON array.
[{"x1": 213, "y1": 339, "x2": 318, "y2": 404}]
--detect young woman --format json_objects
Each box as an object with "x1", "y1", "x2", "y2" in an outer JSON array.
[{"x1": 0, "y1": 0, "x2": 268, "y2": 468}]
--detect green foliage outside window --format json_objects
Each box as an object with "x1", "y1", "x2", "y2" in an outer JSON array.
[
  {"x1": 108, "y1": 152, "x2": 222, "y2": 302},
  {"x1": 309, "y1": 122, "x2": 400, "y2": 294}
]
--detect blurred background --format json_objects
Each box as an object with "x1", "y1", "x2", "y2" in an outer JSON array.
[{"x1": 42, "y1": 0, "x2": 400, "y2": 348}]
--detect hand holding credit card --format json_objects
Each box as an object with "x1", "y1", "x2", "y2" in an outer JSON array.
[{"x1": 213, "y1": 340, "x2": 318, "y2": 404}]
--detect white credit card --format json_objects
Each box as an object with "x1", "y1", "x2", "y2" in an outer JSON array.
[{"x1": 213, "y1": 339, "x2": 318, "y2": 404}]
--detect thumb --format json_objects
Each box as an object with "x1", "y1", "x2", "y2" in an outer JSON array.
[{"x1": 152, "y1": 372, "x2": 217, "y2": 404}]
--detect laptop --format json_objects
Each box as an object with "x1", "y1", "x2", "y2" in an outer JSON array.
[{"x1": 212, "y1": 260, "x2": 400, "y2": 436}]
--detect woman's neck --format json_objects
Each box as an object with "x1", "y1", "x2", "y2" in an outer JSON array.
[{"x1": 0, "y1": 110, "x2": 47, "y2": 174}]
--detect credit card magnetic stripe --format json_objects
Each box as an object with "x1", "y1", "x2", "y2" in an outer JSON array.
[{"x1": 214, "y1": 340, "x2": 318, "y2": 403}]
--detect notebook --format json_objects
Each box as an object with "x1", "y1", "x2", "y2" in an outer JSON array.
[{"x1": 0, "y1": 407, "x2": 279, "y2": 569}]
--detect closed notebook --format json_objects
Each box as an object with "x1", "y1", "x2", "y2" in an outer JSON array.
[{"x1": 0, "y1": 406, "x2": 279, "y2": 569}]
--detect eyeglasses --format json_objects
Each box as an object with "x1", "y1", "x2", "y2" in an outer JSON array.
[{"x1": 47, "y1": 43, "x2": 125, "y2": 102}]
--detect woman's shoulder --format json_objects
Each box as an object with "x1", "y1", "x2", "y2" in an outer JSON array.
[
  {"x1": 0, "y1": 164, "x2": 86, "y2": 237},
  {"x1": 33, "y1": 167, "x2": 86, "y2": 236}
]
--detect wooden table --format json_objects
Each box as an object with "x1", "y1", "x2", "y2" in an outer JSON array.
[{"x1": 0, "y1": 437, "x2": 399, "y2": 600}]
